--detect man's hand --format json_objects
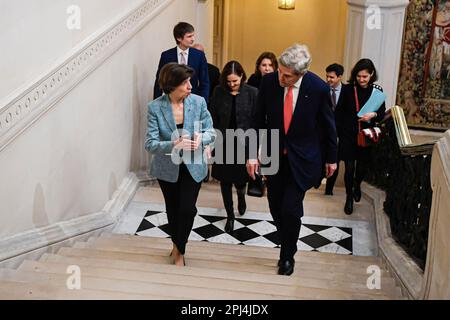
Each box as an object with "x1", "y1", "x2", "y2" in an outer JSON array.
[
  {"x1": 325, "y1": 163, "x2": 337, "y2": 178},
  {"x1": 246, "y1": 159, "x2": 260, "y2": 180}
]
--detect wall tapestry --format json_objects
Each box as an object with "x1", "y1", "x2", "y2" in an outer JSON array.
[{"x1": 397, "y1": 0, "x2": 450, "y2": 130}]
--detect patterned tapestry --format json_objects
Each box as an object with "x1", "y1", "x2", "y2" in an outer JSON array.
[{"x1": 397, "y1": 0, "x2": 450, "y2": 130}]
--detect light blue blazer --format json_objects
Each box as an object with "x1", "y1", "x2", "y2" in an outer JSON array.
[{"x1": 145, "y1": 94, "x2": 216, "y2": 183}]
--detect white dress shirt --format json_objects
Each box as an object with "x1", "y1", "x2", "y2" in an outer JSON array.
[{"x1": 177, "y1": 46, "x2": 189, "y2": 65}]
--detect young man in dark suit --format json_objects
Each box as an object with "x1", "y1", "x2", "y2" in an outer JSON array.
[
  {"x1": 153, "y1": 22, "x2": 210, "y2": 102},
  {"x1": 247, "y1": 44, "x2": 337, "y2": 276},
  {"x1": 324, "y1": 63, "x2": 344, "y2": 195}
]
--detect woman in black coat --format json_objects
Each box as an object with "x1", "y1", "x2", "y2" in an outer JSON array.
[
  {"x1": 210, "y1": 61, "x2": 258, "y2": 233},
  {"x1": 247, "y1": 52, "x2": 278, "y2": 89},
  {"x1": 335, "y1": 59, "x2": 386, "y2": 215}
]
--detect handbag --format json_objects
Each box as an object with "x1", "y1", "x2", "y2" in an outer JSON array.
[
  {"x1": 354, "y1": 86, "x2": 382, "y2": 147},
  {"x1": 247, "y1": 173, "x2": 266, "y2": 197}
]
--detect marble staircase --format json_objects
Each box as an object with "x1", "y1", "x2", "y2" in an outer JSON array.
[{"x1": 0, "y1": 233, "x2": 404, "y2": 300}]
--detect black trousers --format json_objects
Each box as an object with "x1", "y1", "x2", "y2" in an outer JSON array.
[
  {"x1": 266, "y1": 156, "x2": 305, "y2": 262},
  {"x1": 157, "y1": 163, "x2": 202, "y2": 255},
  {"x1": 343, "y1": 147, "x2": 371, "y2": 196},
  {"x1": 220, "y1": 182, "x2": 246, "y2": 218}
]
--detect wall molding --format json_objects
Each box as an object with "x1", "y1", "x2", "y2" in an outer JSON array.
[{"x1": 0, "y1": 0, "x2": 174, "y2": 153}]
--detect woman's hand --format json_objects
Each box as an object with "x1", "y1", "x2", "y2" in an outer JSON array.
[
  {"x1": 246, "y1": 159, "x2": 260, "y2": 180},
  {"x1": 359, "y1": 112, "x2": 377, "y2": 123},
  {"x1": 174, "y1": 135, "x2": 200, "y2": 151}
]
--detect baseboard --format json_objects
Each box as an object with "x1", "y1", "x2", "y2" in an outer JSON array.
[{"x1": 362, "y1": 182, "x2": 424, "y2": 299}]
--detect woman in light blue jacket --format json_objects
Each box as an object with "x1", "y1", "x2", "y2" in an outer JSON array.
[{"x1": 145, "y1": 63, "x2": 215, "y2": 266}]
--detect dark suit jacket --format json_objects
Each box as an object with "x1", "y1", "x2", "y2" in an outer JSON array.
[
  {"x1": 208, "y1": 63, "x2": 220, "y2": 101},
  {"x1": 254, "y1": 71, "x2": 337, "y2": 192},
  {"x1": 153, "y1": 47, "x2": 210, "y2": 101}
]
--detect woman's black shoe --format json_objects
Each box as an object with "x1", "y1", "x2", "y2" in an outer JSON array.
[
  {"x1": 353, "y1": 186, "x2": 361, "y2": 203},
  {"x1": 224, "y1": 218, "x2": 234, "y2": 233},
  {"x1": 344, "y1": 196, "x2": 353, "y2": 215}
]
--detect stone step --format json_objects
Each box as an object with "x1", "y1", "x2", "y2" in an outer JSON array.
[
  {"x1": 97, "y1": 234, "x2": 381, "y2": 266},
  {"x1": 104, "y1": 233, "x2": 380, "y2": 263},
  {"x1": 0, "y1": 271, "x2": 174, "y2": 300},
  {"x1": 18, "y1": 260, "x2": 393, "y2": 300},
  {"x1": 41, "y1": 253, "x2": 397, "y2": 293},
  {"x1": 55, "y1": 246, "x2": 401, "y2": 299},
  {"x1": 76, "y1": 240, "x2": 379, "y2": 276},
  {"x1": 0, "y1": 268, "x2": 286, "y2": 300}
]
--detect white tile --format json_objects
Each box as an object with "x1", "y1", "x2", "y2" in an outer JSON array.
[
  {"x1": 145, "y1": 212, "x2": 168, "y2": 227},
  {"x1": 187, "y1": 231, "x2": 205, "y2": 241},
  {"x1": 243, "y1": 236, "x2": 278, "y2": 248},
  {"x1": 207, "y1": 233, "x2": 241, "y2": 245},
  {"x1": 297, "y1": 240, "x2": 315, "y2": 252},
  {"x1": 316, "y1": 243, "x2": 352, "y2": 255},
  {"x1": 318, "y1": 227, "x2": 352, "y2": 242},
  {"x1": 137, "y1": 228, "x2": 169, "y2": 238},
  {"x1": 113, "y1": 216, "x2": 144, "y2": 234},
  {"x1": 246, "y1": 220, "x2": 277, "y2": 235},
  {"x1": 192, "y1": 215, "x2": 210, "y2": 229},
  {"x1": 212, "y1": 219, "x2": 245, "y2": 231},
  {"x1": 299, "y1": 225, "x2": 315, "y2": 238}
]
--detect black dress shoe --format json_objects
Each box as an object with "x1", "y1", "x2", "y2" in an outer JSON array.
[
  {"x1": 344, "y1": 196, "x2": 353, "y2": 215},
  {"x1": 324, "y1": 190, "x2": 333, "y2": 196},
  {"x1": 224, "y1": 218, "x2": 234, "y2": 233},
  {"x1": 353, "y1": 185, "x2": 361, "y2": 203},
  {"x1": 278, "y1": 260, "x2": 295, "y2": 276}
]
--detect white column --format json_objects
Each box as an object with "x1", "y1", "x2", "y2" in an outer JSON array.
[
  {"x1": 196, "y1": 0, "x2": 214, "y2": 62},
  {"x1": 344, "y1": 0, "x2": 410, "y2": 108}
]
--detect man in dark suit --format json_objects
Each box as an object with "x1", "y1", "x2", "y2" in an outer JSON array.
[
  {"x1": 247, "y1": 44, "x2": 337, "y2": 276},
  {"x1": 192, "y1": 43, "x2": 220, "y2": 102},
  {"x1": 153, "y1": 22, "x2": 210, "y2": 102},
  {"x1": 324, "y1": 63, "x2": 344, "y2": 195}
]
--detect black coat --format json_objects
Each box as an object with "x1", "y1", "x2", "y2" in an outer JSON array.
[
  {"x1": 208, "y1": 63, "x2": 220, "y2": 101},
  {"x1": 210, "y1": 84, "x2": 258, "y2": 183},
  {"x1": 247, "y1": 73, "x2": 262, "y2": 89},
  {"x1": 335, "y1": 83, "x2": 386, "y2": 161}
]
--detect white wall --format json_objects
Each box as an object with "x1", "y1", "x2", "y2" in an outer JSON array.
[{"x1": 0, "y1": 0, "x2": 202, "y2": 238}]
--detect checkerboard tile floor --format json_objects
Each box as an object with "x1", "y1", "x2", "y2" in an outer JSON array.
[{"x1": 135, "y1": 210, "x2": 353, "y2": 255}]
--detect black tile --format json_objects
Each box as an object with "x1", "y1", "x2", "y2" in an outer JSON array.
[
  {"x1": 231, "y1": 226, "x2": 260, "y2": 243},
  {"x1": 201, "y1": 215, "x2": 226, "y2": 224},
  {"x1": 335, "y1": 237, "x2": 353, "y2": 253},
  {"x1": 235, "y1": 218, "x2": 260, "y2": 226},
  {"x1": 145, "y1": 210, "x2": 162, "y2": 217},
  {"x1": 193, "y1": 224, "x2": 224, "y2": 239},
  {"x1": 300, "y1": 233, "x2": 332, "y2": 249},
  {"x1": 158, "y1": 223, "x2": 172, "y2": 236},
  {"x1": 136, "y1": 219, "x2": 155, "y2": 233},
  {"x1": 338, "y1": 226, "x2": 353, "y2": 236},
  {"x1": 305, "y1": 224, "x2": 331, "y2": 233},
  {"x1": 263, "y1": 231, "x2": 281, "y2": 246}
]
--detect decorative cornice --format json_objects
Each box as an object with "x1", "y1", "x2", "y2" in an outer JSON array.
[
  {"x1": 0, "y1": 0, "x2": 174, "y2": 152},
  {"x1": 347, "y1": 0, "x2": 410, "y2": 9}
]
